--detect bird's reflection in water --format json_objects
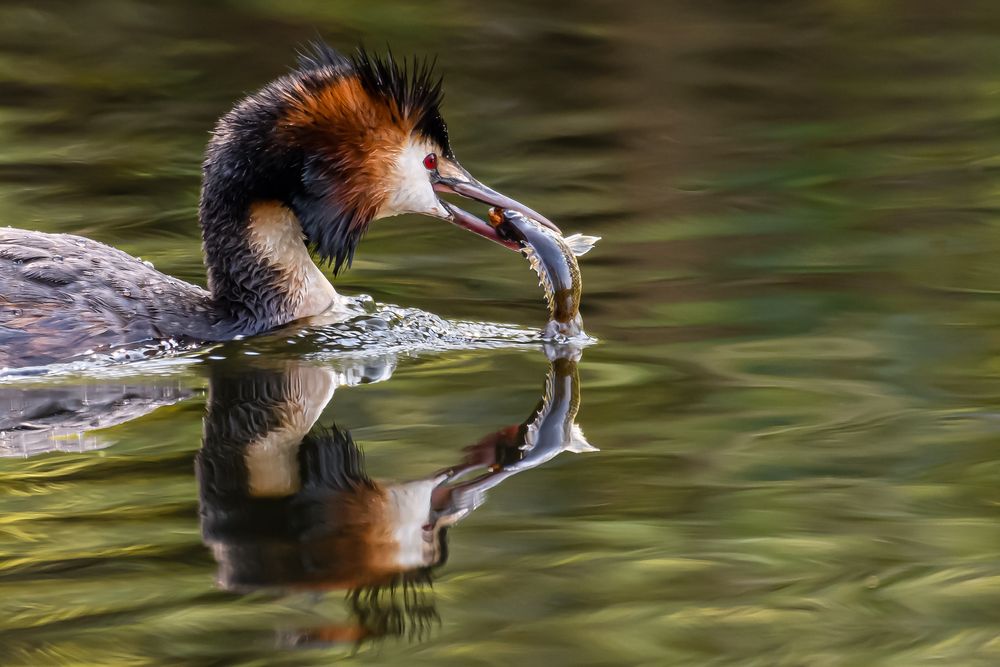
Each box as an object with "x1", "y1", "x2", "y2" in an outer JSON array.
[
  {"x1": 0, "y1": 382, "x2": 192, "y2": 456},
  {"x1": 196, "y1": 346, "x2": 595, "y2": 648}
]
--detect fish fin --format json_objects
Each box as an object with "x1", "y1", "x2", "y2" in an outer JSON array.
[
  {"x1": 566, "y1": 424, "x2": 599, "y2": 453},
  {"x1": 523, "y1": 245, "x2": 556, "y2": 304},
  {"x1": 565, "y1": 234, "x2": 601, "y2": 257}
]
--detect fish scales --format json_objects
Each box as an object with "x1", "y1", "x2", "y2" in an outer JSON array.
[{"x1": 487, "y1": 207, "x2": 598, "y2": 338}]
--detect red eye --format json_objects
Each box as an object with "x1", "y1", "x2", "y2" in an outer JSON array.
[{"x1": 423, "y1": 153, "x2": 438, "y2": 170}]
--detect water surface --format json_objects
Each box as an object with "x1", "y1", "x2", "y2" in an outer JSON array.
[{"x1": 3, "y1": 1, "x2": 1000, "y2": 665}]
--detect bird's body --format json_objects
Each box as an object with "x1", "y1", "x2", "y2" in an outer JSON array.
[
  {"x1": 0, "y1": 43, "x2": 558, "y2": 370},
  {"x1": 0, "y1": 228, "x2": 219, "y2": 367}
]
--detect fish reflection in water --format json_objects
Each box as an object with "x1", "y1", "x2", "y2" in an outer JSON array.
[{"x1": 196, "y1": 346, "x2": 595, "y2": 647}]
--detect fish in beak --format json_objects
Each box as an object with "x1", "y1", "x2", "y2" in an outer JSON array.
[{"x1": 431, "y1": 156, "x2": 561, "y2": 249}]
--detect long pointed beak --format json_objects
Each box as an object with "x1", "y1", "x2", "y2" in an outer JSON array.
[
  {"x1": 432, "y1": 163, "x2": 560, "y2": 249},
  {"x1": 439, "y1": 200, "x2": 521, "y2": 250}
]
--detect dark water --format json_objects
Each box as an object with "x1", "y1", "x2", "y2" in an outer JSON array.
[{"x1": 3, "y1": 1, "x2": 1000, "y2": 664}]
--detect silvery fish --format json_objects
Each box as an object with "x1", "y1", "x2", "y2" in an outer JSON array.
[{"x1": 487, "y1": 207, "x2": 599, "y2": 338}]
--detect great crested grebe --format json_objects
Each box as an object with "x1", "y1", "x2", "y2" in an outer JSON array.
[{"x1": 0, "y1": 43, "x2": 558, "y2": 369}]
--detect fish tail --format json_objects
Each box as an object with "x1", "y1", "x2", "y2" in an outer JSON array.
[
  {"x1": 566, "y1": 424, "x2": 598, "y2": 453},
  {"x1": 564, "y1": 234, "x2": 601, "y2": 257}
]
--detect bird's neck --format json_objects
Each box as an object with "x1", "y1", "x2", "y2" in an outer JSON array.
[
  {"x1": 200, "y1": 166, "x2": 340, "y2": 333},
  {"x1": 252, "y1": 201, "x2": 341, "y2": 316},
  {"x1": 199, "y1": 112, "x2": 346, "y2": 334}
]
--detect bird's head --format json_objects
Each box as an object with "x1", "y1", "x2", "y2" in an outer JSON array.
[{"x1": 203, "y1": 42, "x2": 554, "y2": 275}]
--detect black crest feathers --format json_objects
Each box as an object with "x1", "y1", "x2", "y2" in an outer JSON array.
[
  {"x1": 295, "y1": 39, "x2": 353, "y2": 72},
  {"x1": 297, "y1": 41, "x2": 452, "y2": 157}
]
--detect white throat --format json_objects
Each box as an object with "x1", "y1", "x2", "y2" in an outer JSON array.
[
  {"x1": 375, "y1": 140, "x2": 448, "y2": 220},
  {"x1": 247, "y1": 202, "x2": 341, "y2": 321}
]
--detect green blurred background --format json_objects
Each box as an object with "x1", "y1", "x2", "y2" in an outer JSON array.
[{"x1": 3, "y1": 0, "x2": 1000, "y2": 664}]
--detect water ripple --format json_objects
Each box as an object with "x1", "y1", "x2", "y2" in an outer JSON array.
[{"x1": 0, "y1": 297, "x2": 592, "y2": 384}]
